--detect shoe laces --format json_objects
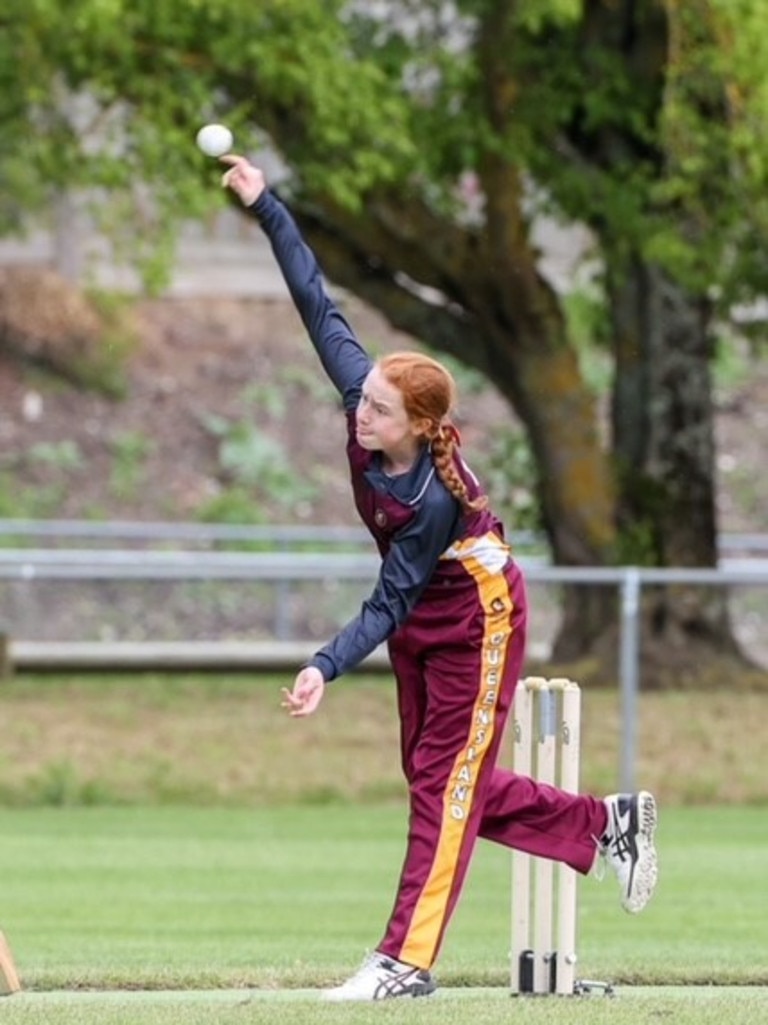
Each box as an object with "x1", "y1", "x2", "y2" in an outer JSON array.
[
  {"x1": 591, "y1": 834, "x2": 607, "y2": 880},
  {"x1": 355, "y1": 951, "x2": 406, "y2": 979},
  {"x1": 592, "y1": 801, "x2": 634, "y2": 880}
]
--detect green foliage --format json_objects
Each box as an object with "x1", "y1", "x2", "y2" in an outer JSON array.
[
  {"x1": 77, "y1": 288, "x2": 139, "y2": 396},
  {"x1": 508, "y1": 0, "x2": 580, "y2": 33},
  {"x1": 20, "y1": 759, "x2": 117, "y2": 807},
  {"x1": 108, "y1": 429, "x2": 154, "y2": 500},
  {"x1": 239, "y1": 381, "x2": 287, "y2": 419},
  {"x1": 5, "y1": 0, "x2": 768, "y2": 298},
  {"x1": 0, "y1": 472, "x2": 69, "y2": 518},
  {"x1": 561, "y1": 285, "x2": 613, "y2": 397},
  {"x1": 195, "y1": 484, "x2": 264, "y2": 525},
  {"x1": 273, "y1": 365, "x2": 336, "y2": 404},
  {"x1": 201, "y1": 412, "x2": 317, "y2": 515},
  {"x1": 27, "y1": 440, "x2": 84, "y2": 471},
  {"x1": 507, "y1": 2, "x2": 768, "y2": 301},
  {"x1": 473, "y1": 427, "x2": 541, "y2": 533},
  {"x1": 4, "y1": 3, "x2": 767, "y2": 326},
  {"x1": 0, "y1": 0, "x2": 417, "y2": 282},
  {"x1": 712, "y1": 332, "x2": 757, "y2": 391},
  {"x1": 615, "y1": 518, "x2": 660, "y2": 568}
]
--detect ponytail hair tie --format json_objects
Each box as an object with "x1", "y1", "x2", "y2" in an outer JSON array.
[{"x1": 440, "y1": 421, "x2": 462, "y2": 447}]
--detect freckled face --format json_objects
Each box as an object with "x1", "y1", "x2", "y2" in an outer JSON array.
[{"x1": 355, "y1": 366, "x2": 426, "y2": 467}]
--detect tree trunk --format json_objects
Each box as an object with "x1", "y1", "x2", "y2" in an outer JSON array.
[
  {"x1": 477, "y1": 313, "x2": 620, "y2": 661},
  {"x1": 610, "y1": 256, "x2": 717, "y2": 565},
  {"x1": 606, "y1": 255, "x2": 745, "y2": 681}
]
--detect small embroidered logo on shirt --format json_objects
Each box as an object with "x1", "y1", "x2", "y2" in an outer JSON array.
[{"x1": 375, "y1": 508, "x2": 388, "y2": 528}]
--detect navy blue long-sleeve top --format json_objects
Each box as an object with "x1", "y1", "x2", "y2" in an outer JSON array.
[{"x1": 250, "y1": 190, "x2": 503, "y2": 681}]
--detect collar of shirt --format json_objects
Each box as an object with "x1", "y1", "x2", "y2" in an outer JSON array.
[{"x1": 363, "y1": 444, "x2": 435, "y2": 504}]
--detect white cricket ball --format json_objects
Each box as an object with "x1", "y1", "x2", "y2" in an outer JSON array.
[{"x1": 195, "y1": 123, "x2": 234, "y2": 157}]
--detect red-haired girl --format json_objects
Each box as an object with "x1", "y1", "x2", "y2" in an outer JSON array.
[{"x1": 222, "y1": 156, "x2": 658, "y2": 1002}]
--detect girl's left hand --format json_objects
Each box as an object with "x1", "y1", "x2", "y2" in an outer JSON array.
[{"x1": 281, "y1": 667, "x2": 326, "y2": 717}]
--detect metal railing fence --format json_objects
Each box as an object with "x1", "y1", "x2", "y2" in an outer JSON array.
[
  {"x1": 0, "y1": 518, "x2": 765, "y2": 554},
  {"x1": 1, "y1": 541, "x2": 766, "y2": 791}
]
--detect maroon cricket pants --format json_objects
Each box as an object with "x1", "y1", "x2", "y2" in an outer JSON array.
[{"x1": 379, "y1": 555, "x2": 608, "y2": 970}]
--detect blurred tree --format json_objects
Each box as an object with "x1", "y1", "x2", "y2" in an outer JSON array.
[{"x1": 3, "y1": 0, "x2": 767, "y2": 684}]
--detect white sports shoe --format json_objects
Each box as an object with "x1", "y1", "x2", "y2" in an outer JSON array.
[
  {"x1": 601, "y1": 791, "x2": 658, "y2": 913},
  {"x1": 320, "y1": 952, "x2": 437, "y2": 1002}
]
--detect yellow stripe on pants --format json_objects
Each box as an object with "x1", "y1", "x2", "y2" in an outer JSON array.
[{"x1": 399, "y1": 558, "x2": 513, "y2": 967}]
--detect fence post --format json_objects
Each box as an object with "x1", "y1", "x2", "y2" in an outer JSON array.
[
  {"x1": 618, "y1": 568, "x2": 641, "y2": 793},
  {"x1": 0, "y1": 627, "x2": 12, "y2": 679}
]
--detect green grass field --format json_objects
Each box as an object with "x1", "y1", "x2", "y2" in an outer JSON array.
[
  {"x1": 1, "y1": 801, "x2": 766, "y2": 989},
  {"x1": 0, "y1": 673, "x2": 766, "y2": 1022}
]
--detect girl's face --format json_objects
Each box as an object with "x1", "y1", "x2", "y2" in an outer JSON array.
[{"x1": 355, "y1": 365, "x2": 429, "y2": 467}]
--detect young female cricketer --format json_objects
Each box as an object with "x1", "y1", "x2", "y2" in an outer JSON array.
[{"x1": 221, "y1": 155, "x2": 658, "y2": 1002}]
